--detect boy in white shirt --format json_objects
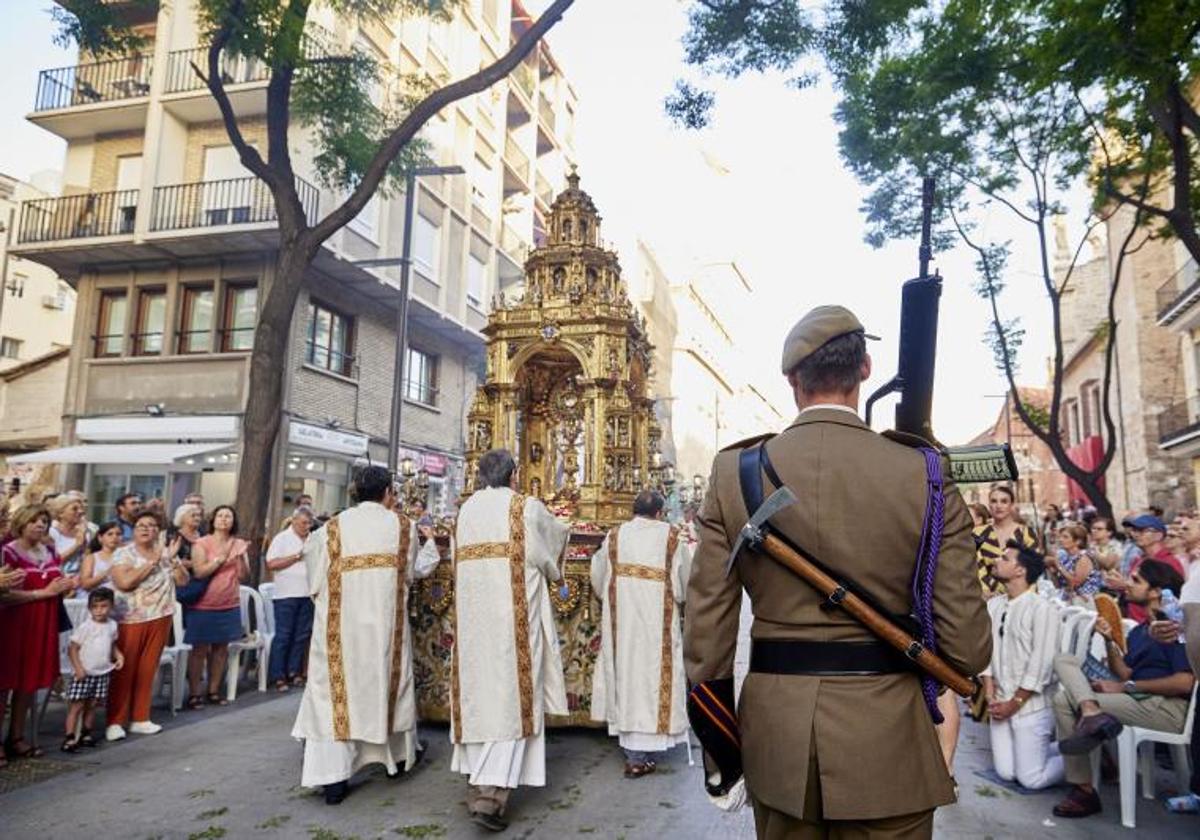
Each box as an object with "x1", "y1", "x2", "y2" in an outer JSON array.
[
  {"x1": 62, "y1": 588, "x2": 124, "y2": 752},
  {"x1": 982, "y1": 543, "x2": 1064, "y2": 789}
]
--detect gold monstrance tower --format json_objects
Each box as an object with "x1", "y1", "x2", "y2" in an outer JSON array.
[{"x1": 463, "y1": 170, "x2": 659, "y2": 525}]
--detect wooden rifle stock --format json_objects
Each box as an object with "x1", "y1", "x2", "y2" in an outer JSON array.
[{"x1": 760, "y1": 531, "x2": 978, "y2": 698}]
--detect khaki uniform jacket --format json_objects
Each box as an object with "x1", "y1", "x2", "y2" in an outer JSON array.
[{"x1": 683, "y1": 408, "x2": 991, "y2": 821}]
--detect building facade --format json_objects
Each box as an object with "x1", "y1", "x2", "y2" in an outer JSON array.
[{"x1": 9, "y1": 0, "x2": 578, "y2": 525}]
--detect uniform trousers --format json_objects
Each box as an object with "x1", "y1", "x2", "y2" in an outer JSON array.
[
  {"x1": 988, "y1": 706, "x2": 1064, "y2": 789},
  {"x1": 751, "y1": 739, "x2": 934, "y2": 840},
  {"x1": 107, "y1": 615, "x2": 171, "y2": 726},
  {"x1": 1051, "y1": 652, "x2": 1189, "y2": 785}
]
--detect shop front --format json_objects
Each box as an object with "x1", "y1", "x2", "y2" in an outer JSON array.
[{"x1": 281, "y1": 420, "x2": 372, "y2": 518}]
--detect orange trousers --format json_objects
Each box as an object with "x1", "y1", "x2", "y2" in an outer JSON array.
[{"x1": 107, "y1": 615, "x2": 171, "y2": 726}]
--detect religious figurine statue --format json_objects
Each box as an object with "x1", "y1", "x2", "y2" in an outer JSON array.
[
  {"x1": 473, "y1": 420, "x2": 492, "y2": 452},
  {"x1": 530, "y1": 477, "x2": 542, "y2": 498}
]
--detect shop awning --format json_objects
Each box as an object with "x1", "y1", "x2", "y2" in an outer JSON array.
[{"x1": 8, "y1": 443, "x2": 230, "y2": 466}]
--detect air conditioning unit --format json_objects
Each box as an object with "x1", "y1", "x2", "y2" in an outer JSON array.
[{"x1": 41, "y1": 294, "x2": 65, "y2": 310}]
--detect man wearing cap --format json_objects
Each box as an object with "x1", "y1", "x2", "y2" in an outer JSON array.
[
  {"x1": 685, "y1": 305, "x2": 991, "y2": 837},
  {"x1": 1119, "y1": 514, "x2": 1185, "y2": 623}
]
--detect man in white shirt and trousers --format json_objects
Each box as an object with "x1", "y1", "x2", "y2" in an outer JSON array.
[
  {"x1": 292, "y1": 465, "x2": 440, "y2": 804},
  {"x1": 450, "y1": 448, "x2": 570, "y2": 831},
  {"x1": 981, "y1": 542, "x2": 1064, "y2": 789},
  {"x1": 590, "y1": 489, "x2": 692, "y2": 778}
]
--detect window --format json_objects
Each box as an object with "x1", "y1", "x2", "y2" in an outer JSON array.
[
  {"x1": 413, "y1": 213, "x2": 441, "y2": 281},
  {"x1": 306, "y1": 301, "x2": 355, "y2": 377},
  {"x1": 0, "y1": 336, "x2": 21, "y2": 359},
  {"x1": 220, "y1": 283, "x2": 257, "y2": 351},
  {"x1": 348, "y1": 182, "x2": 381, "y2": 241},
  {"x1": 6, "y1": 273, "x2": 26, "y2": 298},
  {"x1": 132, "y1": 288, "x2": 166, "y2": 355},
  {"x1": 405, "y1": 347, "x2": 438, "y2": 405},
  {"x1": 467, "y1": 253, "x2": 487, "y2": 308},
  {"x1": 178, "y1": 285, "x2": 214, "y2": 354},
  {"x1": 95, "y1": 290, "x2": 127, "y2": 357}
]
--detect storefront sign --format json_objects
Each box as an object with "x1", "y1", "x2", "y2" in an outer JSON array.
[
  {"x1": 399, "y1": 447, "x2": 450, "y2": 476},
  {"x1": 288, "y1": 421, "x2": 369, "y2": 457}
]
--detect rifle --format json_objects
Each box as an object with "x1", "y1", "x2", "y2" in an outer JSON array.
[{"x1": 865, "y1": 177, "x2": 1018, "y2": 485}]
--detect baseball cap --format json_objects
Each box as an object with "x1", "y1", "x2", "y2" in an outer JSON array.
[
  {"x1": 780, "y1": 305, "x2": 879, "y2": 374},
  {"x1": 1122, "y1": 514, "x2": 1166, "y2": 533}
]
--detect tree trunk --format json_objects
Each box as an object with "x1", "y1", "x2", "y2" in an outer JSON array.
[{"x1": 233, "y1": 244, "x2": 311, "y2": 579}]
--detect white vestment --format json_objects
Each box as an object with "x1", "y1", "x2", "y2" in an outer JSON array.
[
  {"x1": 590, "y1": 517, "x2": 691, "y2": 751},
  {"x1": 292, "y1": 501, "x2": 439, "y2": 786},
  {"x1": 449, "y1": 487, "x2": 570, "y2": 788}
]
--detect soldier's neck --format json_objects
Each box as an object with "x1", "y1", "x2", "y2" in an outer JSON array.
[{"x1": 794, "y1": 388, "x2": 860, "y2": 414}]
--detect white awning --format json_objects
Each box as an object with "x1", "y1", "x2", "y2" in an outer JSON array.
[{"x1": 8, "y1": 443, "x2": 229, "y2": 466}]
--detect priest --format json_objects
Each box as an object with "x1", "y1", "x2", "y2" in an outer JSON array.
[
  {"x1": 590, "y1": 490, "x2": 692, "y2": 777},
  {"x1": 450, "y1": 448, "x2": 570, "y2": 831},
  {"x1": 292, "y1": 465, "x2": 440, "y2": 805}
]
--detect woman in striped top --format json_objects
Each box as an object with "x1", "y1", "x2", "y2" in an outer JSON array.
[{"x1": 973, "y1": 485, "x2": 1038, "y2": 597}]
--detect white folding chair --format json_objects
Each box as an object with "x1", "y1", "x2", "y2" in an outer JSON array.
[
  {"x1": 152, "y1": 608, "x2": 191, "y2": 715},
  {"x1": 1115, "y1": 682, "x2": 1198, "y2": 828},
  {"x1": 1058, "y1": 606, "x2": 1086, "y2": 654},
  {"x1": 225, "y1": 585, "x2": 270, "y2": 701}
]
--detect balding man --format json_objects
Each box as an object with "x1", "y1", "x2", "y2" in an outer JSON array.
[{"x1": 591, "y1": 490, "x2": 692, "y2": 778}]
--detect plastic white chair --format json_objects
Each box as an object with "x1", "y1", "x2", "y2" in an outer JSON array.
[
  {"x1": 1058, "y1": 606, "x2": 1087, "y2": 654},
  {"x1": 225, "y1": 585, "x2": 271, "y2": 701},
  {"x1": 1115, "y1": 682, "x2": 1198, "y2": 828},
  {"x1": 258, "y1": 581, "x2": 277, "y2": 639},
  {"x1": 152, "y1": 608, "x2": 191, "y2": 715}
]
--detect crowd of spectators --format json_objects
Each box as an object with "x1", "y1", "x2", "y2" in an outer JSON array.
[
  {"x1": 969, "y1": 485, "x2": 1200, "y2": 822},
  {"x1": 0, "y1": 489, "x2": 317, "y2": 766}
]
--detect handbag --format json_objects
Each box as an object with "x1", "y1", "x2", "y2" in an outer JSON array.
[{"x1": 175, "y1": 572, "x2": 210, "y2": 606}]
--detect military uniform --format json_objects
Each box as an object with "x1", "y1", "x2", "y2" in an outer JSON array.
[{"x1": 683, "y1": 307, "x2": 992, "y2": 839}]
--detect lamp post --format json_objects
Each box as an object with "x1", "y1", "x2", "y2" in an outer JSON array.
[{"x1": 354, "y1": 164, "x2": 465, "y2": 475}]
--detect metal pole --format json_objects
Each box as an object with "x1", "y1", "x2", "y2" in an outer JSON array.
[{"x1": 387, "y1": 170, "x2": 417, "y2": 474}]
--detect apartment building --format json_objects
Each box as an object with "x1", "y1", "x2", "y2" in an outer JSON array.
[{"x1": 8, "y1": 0, "x2": 578, "y2": 524}]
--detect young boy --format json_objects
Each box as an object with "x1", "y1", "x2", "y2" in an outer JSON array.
[{"x1": 63, "y1": 587, "x2": 124, "y2": 751}]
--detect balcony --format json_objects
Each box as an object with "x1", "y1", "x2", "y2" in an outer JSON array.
[
  {"x1": 512, "y1": 60, "x2": 535, "y2": 104},
  {"x1": 535, "y1": 172, "x2": 554, "y2": 209},
  {"x1": 1159, "y1": 395, "x2": 1200, "y2": 454},
  {"x1": 150, "y1": 175, "x2": 319, "y2": 233},
  {"x1": 538, "y1": 96, "x2": 556, "y2": 133},
  {"x1": 503, "y1": 135, "x2": 530, "y2": 184},
  {"x1": 1156, "y1": 260, "x2": 1200, "y2": 329},
  {"x1": 29, "y1": 54, "x2": 152, "y2": 139},
  {"x1": 17, "y1": 190, "x2": 138, "y2": 244},
  {"x1": 501, "y1": 222, "x2": 529, "y2": 262}
]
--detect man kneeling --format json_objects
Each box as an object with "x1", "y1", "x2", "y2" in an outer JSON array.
[{"x1": 1050, "y1": 559, "x2": 1195, "y2": 819}]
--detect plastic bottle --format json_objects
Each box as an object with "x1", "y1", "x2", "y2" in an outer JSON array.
[{"x1": 1160, "y1": 589, "x2": 1186, "y2": 643}]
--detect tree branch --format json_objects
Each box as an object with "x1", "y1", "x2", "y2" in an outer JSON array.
[
  {"x1": 202, "y1": 0, "x2": 272, "y2": 184},
  {"x1": 308, "y1": 0, "x2": 576, "y2": 246}
]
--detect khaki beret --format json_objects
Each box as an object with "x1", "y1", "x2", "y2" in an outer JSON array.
[{"x1": 780, "y1": 305, "x2": 879, "y2": 374}]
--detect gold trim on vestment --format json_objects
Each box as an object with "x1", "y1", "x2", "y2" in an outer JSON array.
[
  {"x1": 657, "y1": 527, "x2": 680, "y2": 735},
  {"x1": 607, "y1": 528, "x2": 619, "y2": 685},
  {"x1": 450, "y1": 521, "x2": 462, "y2": 744},
  {"x1": 508, "y1": 494, "x2": 535, "y2": 738},
  {"x1": 326, "y1": 517, "x2": 350, "y2": 740},
  {"x1": 387, "y1": 514, "x2": 411, "y2": 733},
  {"x1": 338, "y1": 553, "x2": 400, "y2": 572},
  {"x1": 615, "y1": 563, "x2": 667, "y2": 582},
  {"x1": 456, "y1": 541, "x2": 510, "y2": 561}
]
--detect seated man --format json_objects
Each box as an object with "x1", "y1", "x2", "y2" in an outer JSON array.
[
  {"x1": 1050, "y1": 559, "x2": 1196, "y2": 819},
  {"x1": 982, "y1": 543, "x2": 1063, "y2": 789}
]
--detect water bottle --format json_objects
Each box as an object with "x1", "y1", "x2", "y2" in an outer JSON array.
[{"x1": 1160, "y1": 589, "x2": 1186, "y2": 643}]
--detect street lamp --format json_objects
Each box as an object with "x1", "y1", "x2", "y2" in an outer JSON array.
[{"x1": 354, "y1": 164, "x2": 465, "y2": 475}]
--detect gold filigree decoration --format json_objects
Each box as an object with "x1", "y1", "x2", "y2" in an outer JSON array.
[
  {"x1": 657, "y1": 526, "x2": 680, "y2": 735},
  {"x1": 421, "y1": 572, "x2": 454, "y2": 616},
  {"x1": 387, "y1": 514, "x2": 411, "y2": 733},
  {"x1": 615, "y1": 563, "x2": 667, "y2": 583},
  {"x1": 325, "y1": 517, "x2": 350, "y2": 740},
  {"x1": 550, "y1": 575, "x2": 588, "y2": 617},
  {"x1": 456, "y1": 541, "x2": 510, "y2": 561},
  {"x1": 508, "y1": 493, "x2": 535, "y2": 738},
  {"x1": 450, "y1": 520, "x2": 462, "y2": 744}
]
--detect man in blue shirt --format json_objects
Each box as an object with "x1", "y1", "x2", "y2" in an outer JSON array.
[
  {"x1": 1049, "y1": 559, "x2": 1195, "y2": 819},
  {"x1": 114, "y1": 493, "x2": 142, "y2": 543}
]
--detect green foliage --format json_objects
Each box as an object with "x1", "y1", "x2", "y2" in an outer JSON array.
[
  {"x1": 51, "y1": 0, "x2": 155, "y2": 56},
  {"x1": 1021, "y1": 400, "x2": 1051, "y2": 431}
]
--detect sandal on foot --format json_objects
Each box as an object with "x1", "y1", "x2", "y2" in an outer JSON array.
[
  {"x1": 5, "y1": 740, "x2": 44, "y2": 760},
  {"x1": 60, "y1": 735, "x2": 79, "y2": 753},
  {"x1": 206, "y1": 693, "x2": 229, "y2": 706},
  {"x1": 186, "y1": 695, "x2": 206, "y2": 710},
  {"x1": 274, "y1": 679, "x2": 290, "y2": 693},
  {"x1": 291, "y1": 675, "x2": 307, "y2": 688},
  {"x1": 624, "y1": 762, "x2": 655, "y2": 779},
  {"x1": 78, "y1": 730, "x2": 97, "y2": 748}
]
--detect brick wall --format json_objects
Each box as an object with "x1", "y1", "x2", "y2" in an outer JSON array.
[
  {"x1": 89, "y1": 131, "x2": 146, "y2": 192},
  {"x1": 182, "y1": 118, "x2": 268, "y2": 182}
]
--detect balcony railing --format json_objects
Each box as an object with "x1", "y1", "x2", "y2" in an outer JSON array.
[
  {"x1": 150, "y1": 176, "x2": 319, "y2": 232},
  {"x1": 164, "y1": 38, "x2": 326, "y2": 93},
  {"x1": 504, "y1": 136, "x2": 530, "y2": 183},
  {"x1": 34, "y1": 54, "x2": 152, "y2": 111},
  {"x1": 535, "y1": 173, "x2": 554, "y2": 207},
  {"x1": 17, "y1": 190, "x2": 138, "y2": 243},
  {"x1": 500, "y1": 222, "x2": 529, "y2": 259},
  {"x1": 1159, "y1": 396, "x2": 1200, "y2": 446},
  {"x1": 1157, "y1": 262, "x2": 1200, "y2": 324}
]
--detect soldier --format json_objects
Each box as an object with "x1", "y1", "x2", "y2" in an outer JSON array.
[{"x1": 684, "y1": 305, "x2": 991, "y2": 838}]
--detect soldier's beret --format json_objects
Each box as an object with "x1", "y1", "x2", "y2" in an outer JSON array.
[{"x1": 780, "y1": 305, "x2": 879, "y2": 374}]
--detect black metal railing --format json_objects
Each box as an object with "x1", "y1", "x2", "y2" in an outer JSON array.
[
  {"x1": 1159, "y1": 396, "x2": 1200, "y2": 445},
  {"x1": 34, "y1": 54, "x2": 152, "y2": 111},
  {"x1": 92, "y1": 333, "x2": 125, "y2": 357},
  {"x1": 17, "y1": 190, "x2": 138, "y2": 243},
  {"x1": 218, "y1": 326, "x2": 255, "y2": 352},
  {"x1": 164, "y1": 37, "x2": 327, "y2": 93},
  {"x1": 176, "y1": 329, "x2": 212, "y2": 354},
  {"x1": 149, "y1": 176, "x2": 319, "y2": 231},
  {"x1": 1157, "y1": 273, "x2": 1200, "y2": 322},
  {"x1": 131, "y1": 330, "x2": 165, "y2": 356}
]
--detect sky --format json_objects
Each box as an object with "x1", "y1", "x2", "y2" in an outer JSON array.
[{"x1": 0, "y1": 1, "x2": 1065, "y2": 445}]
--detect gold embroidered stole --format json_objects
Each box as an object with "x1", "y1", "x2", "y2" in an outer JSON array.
[
  {"x1": 324, "y1": 513, "x2": 410, "y2": 741},
  {"x1": 451, "y1": 493, "x2": 534, "y2": 742},
  {"x1": 607, "y1": 523, "x2": 680, "y2": 735}
]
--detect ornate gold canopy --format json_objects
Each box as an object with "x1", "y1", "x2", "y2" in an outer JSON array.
[{"x1": 464, "y1": 170, "x2": 659, "y2": 525}]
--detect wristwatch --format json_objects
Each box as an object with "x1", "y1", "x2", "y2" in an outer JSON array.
[{"x1": 1123, "y1": 680, "x2": 1137, "y2": 694}]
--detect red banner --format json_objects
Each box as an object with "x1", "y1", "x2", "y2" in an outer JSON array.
[{"x1": 1065, "y1": 435, "x2": 1105, "y2": 505}]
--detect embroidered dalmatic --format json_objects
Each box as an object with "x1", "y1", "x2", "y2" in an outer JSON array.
[
  {"x1": 449, "y1": 486, "x2": 570, "y2": 788},
  {"x1": 292, "y1": 501, "x2": 440, "y2": 787},
  {"x1": 590, "y1": 517, "x2": 692, "y2": 752}
]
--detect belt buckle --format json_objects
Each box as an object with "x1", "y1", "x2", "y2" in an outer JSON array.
[{"x1": 905, "y1": 640, "x2": 924, "y2": 660}]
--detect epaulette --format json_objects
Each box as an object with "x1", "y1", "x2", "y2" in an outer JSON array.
[
  {"x1": 881, "y1": 429, "x2": 943, "y2": 452},
  {"x1": 719, "y1": 432, "x2": 776, "y2": 453}
]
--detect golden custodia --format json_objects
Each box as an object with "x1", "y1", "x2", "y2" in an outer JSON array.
[{"x1": 408, "y1": 170, "x2": 663, "y2": 726}]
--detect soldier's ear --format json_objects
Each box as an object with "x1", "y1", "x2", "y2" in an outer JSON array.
[{"x1": 861, "y1": 353, "x2": 872, "y2": 382}]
